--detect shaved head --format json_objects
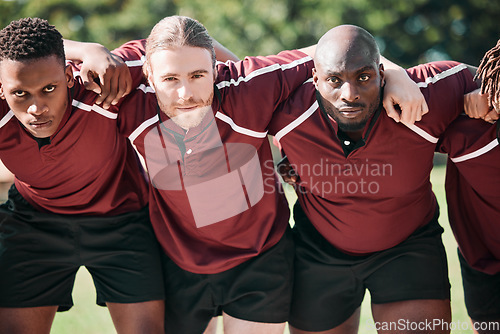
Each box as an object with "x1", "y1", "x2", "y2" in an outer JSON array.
[
  {"x1": 312, "y1": 25, "x2": 384, "y2": 138},
  {"x1": 315, "y1": 25, "x2": 380, "y2": 70}
]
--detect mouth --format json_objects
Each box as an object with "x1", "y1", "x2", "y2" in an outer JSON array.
[
  {"x1": 176, "y1": 105, "x2": 199, "y2": 112},
  {"x1": 29, "y1": 120, "x2": 52, "y2": 129},
  {"x1": 339, "y1": 108, "x2": 363, "y2": 118}
]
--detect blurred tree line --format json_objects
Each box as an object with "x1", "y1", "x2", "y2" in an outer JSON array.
[{"x1": 0, "y1": 0, "x2": 498, "y2": 68}]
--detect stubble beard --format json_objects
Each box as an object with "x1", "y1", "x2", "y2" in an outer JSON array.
[
  {"x1": 320, "y1": 93, "x2": 382, "y2": 133},
  {"x1": 159, "y1": 91, "x2": 214, "y2": 130}
]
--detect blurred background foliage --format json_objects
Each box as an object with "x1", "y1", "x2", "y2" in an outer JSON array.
[{"x1": 0, "y1": 0, "x2": 499, "y2": 68}]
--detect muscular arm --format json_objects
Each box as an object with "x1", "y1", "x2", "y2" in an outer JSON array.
[
  {"x1": 63, "y1": 39, "x2": 133, "y2": 108},
  {"x1": 464, "y1": 64, "x2": 500, "y2": 123},
  {"x1": 381, "y1": 56, "x2": 429, "y2": 125},
  {"x1": 212, "y1": 39, "x2": 240, "y2": 62}
]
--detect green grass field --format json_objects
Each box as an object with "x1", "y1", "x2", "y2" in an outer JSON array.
[{"x1": 49, "y1": 162, "x2": 473, "y2": 333}]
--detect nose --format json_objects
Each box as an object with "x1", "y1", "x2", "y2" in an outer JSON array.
[
  {"x1": 177, "y1": 81, "x2": 193, "y2": 101},
  {"x1": 340, "y1": 82, "x2": 359, "y2": 102},
  {"x1": 27, "y1": 99, "x2": 48, "y2": 116}
]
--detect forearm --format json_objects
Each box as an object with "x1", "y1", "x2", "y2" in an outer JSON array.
[
  {"x1": 63, "y1": 39, "x2": 108, "y2": 63},
  {"x1": 380, "y1": 56, "x2": 429, "y2": 124},
  {"x1": 298, "y1": 45, "x2": 316, "y2": 58},
  {"x1": 63, "y1": 39, "x2": 133, "y2": 107},
  {"x1": 212, "y1": 39, "x2": 239, "y2": 62}
]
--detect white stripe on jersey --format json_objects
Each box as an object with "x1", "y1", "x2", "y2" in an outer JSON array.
[
  {"x1": 72, "y1": 99, "x2": 118, "y2": 119},
  {"x1": 416, "y1": 63, "x2": 468, "y2": 88},
  {"x1": 274, "y1": 100, "x2": 319, "y2": 142},
  {"x1": 137, "y1": 83, "x2": 155, "y2": 93},
  {"x1": 0, "y1": 111, "x2": 14, "y2": 129},
  {"x1": 451, "y1": 139, "x2": 499, "y2": 163},
  {"x1": 128, "y1": 115, "x2": 159, "y2": 143},
  {"x1": 125, "y1": 56, "x2": 146, "y2": 67},
  {"x1": 408, "y1": 63, "x2": 468, "y2": 143},
  {"x1": 216, "y1": 56, "x2": 312, "y2": 90},
  {"x1": 71, "y1": 55, "x2": 145, "y2": 78},
  {"x1": 215, "y1": 112, "x2": 268, "y2": 138},
  {"x1": 404, "y1": 123, "x2": 439, "y2": 143}
]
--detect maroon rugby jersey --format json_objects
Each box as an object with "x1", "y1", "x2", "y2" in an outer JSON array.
[
  {"x1": 113, "y1": 41, "x2": 314, "y2": 274},
  {"x1": 268, "y1": 61, "x2": 477, "y2": 255},
  {"x1": 0, "y1": 58, "x2": 148, "y2": 215},
  {"x1": 438, "y1": 115, "x2": 500, "y2": 275}
]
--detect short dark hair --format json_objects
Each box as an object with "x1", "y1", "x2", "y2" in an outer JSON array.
[{"x1": 0, "y1": 17, "x2": 65, "y2": 65}]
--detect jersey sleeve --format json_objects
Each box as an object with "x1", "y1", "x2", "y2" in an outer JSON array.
[
  {"x1": 0, "y1": 98, "x2": 10, "y2": 118},
  {"x1": 406, "y1": 61, "x2": 478, "y2": 138},
  {"x1": 215, "y1": 50, "x2": 314, "y2": 131},
  {"x1": 110, "y1": 39, "x2": 156, "y2": 138},
  {"x1": 111, "y1": 39, "x2": 147, "y2": 92},
  {"x1": 437, "y1": 115, "x2": 498, "y2": 159}
]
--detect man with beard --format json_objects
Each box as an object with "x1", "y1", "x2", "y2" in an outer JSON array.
[
  {"x1": 65, "y1": 16, "x2": 428, "y2": 333},
  {"x1": 270, "y1": 25, "x2": 479, "y2": 333}
]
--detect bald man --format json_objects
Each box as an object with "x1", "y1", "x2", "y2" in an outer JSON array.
[{"x1": 270, "y1": 25, "x2": 480, "y2": 334}]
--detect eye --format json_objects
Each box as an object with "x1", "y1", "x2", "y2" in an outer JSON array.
[
  {"x1": 327, "y1": 76, "x2": 341, "y2": 85},
  {"x1": 43, "y1": 85, "x2": 56, "y2": 93},
  {"x1": 163, "y1": 77, "x2": 176, "y2": 82},
  {"x1": 359, "y1": 74, "x2": 370, "y2": 82},
  {"x1": 14, "y1": 90, "x2": 27, "y2": 97},
  {"x1": 192, "y1": 74, "x2": 203, "y2": 79}
]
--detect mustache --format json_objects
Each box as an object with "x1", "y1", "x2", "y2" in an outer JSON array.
[
  {"x1": 338, "y1": 102, "x2": 366, "y2": 109},
  {"x1": 176, "y1": 98, "x2": 205, "y2": 105},
  {"x1": 30, "y1": 118, "x2": 51, "y2": 124}
]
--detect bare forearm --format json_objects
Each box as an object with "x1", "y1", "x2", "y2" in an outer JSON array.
[
  {"x1": 212, "y1": 39, "x2": 240, "y2": 62},
  {"x1": 298, "y1": 45, "x2": 316, "y2": 58},
  {"x1": 63, "y1": 39, "x2": 108, "y2": 63}
]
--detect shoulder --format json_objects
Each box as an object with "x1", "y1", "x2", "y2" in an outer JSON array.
[
  {"x1": 440, "y1": 115, "x2": 498, "y2": 160},
  {"x1": 215, "y1": 50, "x2": 312, "y2": 84},
  {"x1": 406, "y1": 61, "x2": 470, "y2": 84}
]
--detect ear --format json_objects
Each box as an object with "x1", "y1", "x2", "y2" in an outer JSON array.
[
  {"x1": 379, "y1": 63, "x2": 386, "y2": 87},
  {"x1": 65, "y1": 64, "x2": 75, "y2": 89},
  {"x1": 312, "y1": 68, "x2": 319, "y2": 89},
  {"x1": 147, "y1": 75, "x2": 154, "y2": 89},
  {"x1": 142, "y1": 66, "x2": 153, "y2": 88},
  {"x1": 0, "y1": 81, "x2": 5, "y2": 100}
]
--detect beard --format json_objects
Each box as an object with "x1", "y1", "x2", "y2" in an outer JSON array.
[
  {"x1": 169, "y1": 105, "x2": 212, "y2": 130},
  {"x1": 158, "y1": 91, "x2": 214, "y2": 130},
  {"x1": 319, "y1": 92, "x2": 382, "y2": 133}
]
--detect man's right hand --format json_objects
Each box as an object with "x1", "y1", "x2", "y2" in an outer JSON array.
[
  {"x1": 64, "y1": 40, "x2": 133, "y2": 109},
  {"x1": 464, "y1": 88, "x2": 499, "y2": 123},
  {"x1": 277, "y1": 156, "x2": 299, "y2": 186}
]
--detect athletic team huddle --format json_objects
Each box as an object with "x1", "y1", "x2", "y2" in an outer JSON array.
[{"x1": 0, "y1": 14, "x2": 499, "y2": 334}]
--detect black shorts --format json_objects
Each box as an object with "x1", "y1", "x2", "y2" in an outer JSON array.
[
  {"x1": 0, "y1": 185, "x2": 165, "y2": 311},
  {"x1": 290, "y1": 201, "x2": 450, "y2": 332},
  {"x1": 161, "y1": 227, "x2": 295, "y2": 334},
  {"x1": 459, "y1": 250, "x2": 500, "y2": 321}
]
